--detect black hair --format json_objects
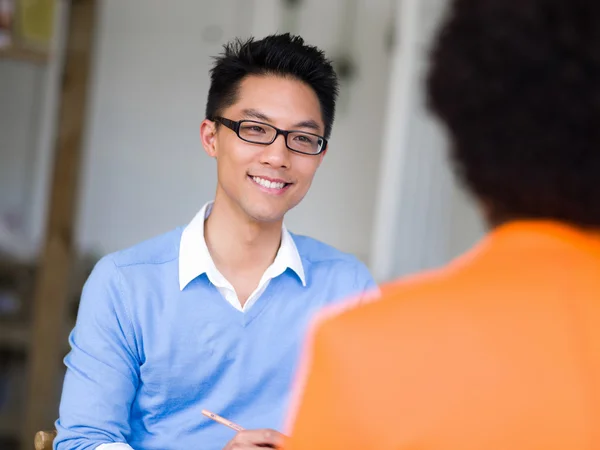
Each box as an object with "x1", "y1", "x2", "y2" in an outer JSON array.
[
  {"x1": 427, "y1": 0, "x2": 600, "y2": 227},
  {"x1": 206, "y1": 33, "x2": 339, "y2": 139}
]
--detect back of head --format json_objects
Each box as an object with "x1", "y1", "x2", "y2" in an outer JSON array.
[
  {"x1": 206, "y1": 33, "x2": 339, "y2": 139},
  {"x1": 427, "y1": 0, "x2": 600, "y2": 228}
]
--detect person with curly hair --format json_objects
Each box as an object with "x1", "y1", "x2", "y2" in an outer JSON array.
[{"x1": 284, "y1": 0, "x2": 600, "y2": 448}]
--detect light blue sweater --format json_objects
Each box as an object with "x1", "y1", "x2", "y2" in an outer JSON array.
[{"x1": 55, "y1": 228, "x2": 376, "y2": 450}]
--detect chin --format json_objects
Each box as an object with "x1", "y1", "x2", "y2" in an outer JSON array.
[
  {"x1": 251, "y1": 212, "x2": 286, "y2": 224},
  {"x1": 245, "y1": 206, "x2": 287, "y2": 224}
]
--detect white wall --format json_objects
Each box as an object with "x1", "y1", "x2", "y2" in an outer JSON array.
[
  {"x1": 75, "y1": 0, "x2": 394, "y2": 262},
  {"x1": 370, "y1": 0, "x2": 486, "y2": 282}
]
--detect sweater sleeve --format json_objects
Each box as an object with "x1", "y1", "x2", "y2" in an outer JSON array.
[{"x1": 54, "y1": 257, "x2": 140, "y2": 450}]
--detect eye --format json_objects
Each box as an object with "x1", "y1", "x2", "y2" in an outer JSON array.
[
  {"x1": 242, "y1": 124, "x2": 266, "y2": 134},
  {"x1": 294, "y1": 135, "x2": 314, "y2": 144}
]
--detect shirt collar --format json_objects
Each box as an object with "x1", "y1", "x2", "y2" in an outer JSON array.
[{"x1": 179, "y1": 201, "x2": 306, "y2": 291}]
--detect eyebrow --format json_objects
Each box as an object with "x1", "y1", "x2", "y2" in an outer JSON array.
[
  {"x1": 242, "y1": 108, "x2": 271, "y2": 122},
  {"x1": 241, "y1": 108, "x2": 323, "y2": 133},
  {"x1": 291, "y1": 119, "x2": 321, "y2": 132}
]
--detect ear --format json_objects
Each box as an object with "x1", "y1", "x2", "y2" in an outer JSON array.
[
  {"x1": 317, "y1": 145, "x2": 328, "y2": 166},
  {"x1": 200, "y1": 119, "x2": 218, "y2": 158}
]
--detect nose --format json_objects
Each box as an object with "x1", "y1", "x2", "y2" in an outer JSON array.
[{"x1": 259, "y1": 134, "x2": 291, "y2": 168}]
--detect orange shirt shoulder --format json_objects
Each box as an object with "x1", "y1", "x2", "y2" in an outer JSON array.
[{"x1": 286, "y1": 221, "x2": 600, "y2": 450}]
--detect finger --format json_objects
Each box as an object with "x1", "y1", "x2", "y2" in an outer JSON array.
[{"x1": 231, "y1": 429, "x2": 286, "y2": 447}]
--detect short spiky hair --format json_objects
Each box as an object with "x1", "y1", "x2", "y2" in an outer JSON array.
[
  {"x1": 206, "y1": 33, "x2": 339, "y2": 139},
  {"x1": 427, "y1": 0, "x2": 600, "y2": 227}
]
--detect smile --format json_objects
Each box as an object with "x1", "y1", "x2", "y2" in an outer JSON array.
[{"x1": 249, "y1": 175, "x2": 292, "y2": 193}]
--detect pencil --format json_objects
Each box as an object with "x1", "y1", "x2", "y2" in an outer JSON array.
[{"x1": 202, "y1": 409, "x2": 246, "y2": 432}]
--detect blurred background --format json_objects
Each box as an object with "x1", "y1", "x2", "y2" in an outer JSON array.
[{"x1": 0, "y1": 0, "x2": 485, "y2": 448}]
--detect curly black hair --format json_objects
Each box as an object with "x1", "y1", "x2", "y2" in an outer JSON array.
[
  {"x1": 206, "y1": 33, "x2": 339, "y2": 139},
  {"x1": 427, "y1": 0, "x2": 600, "y2": 227}
]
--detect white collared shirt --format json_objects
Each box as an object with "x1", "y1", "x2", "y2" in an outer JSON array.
[{"x1": 178, "y1": 202, "x2": 306, "y2": 312}]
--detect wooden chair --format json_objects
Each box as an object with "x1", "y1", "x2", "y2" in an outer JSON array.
[{"x1": 34, "y1": 430, "x2": 57, "y2": 450}]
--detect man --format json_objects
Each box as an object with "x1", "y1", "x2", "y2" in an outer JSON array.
[
  {"x1": 55, "y1": 33, "x2": 375, "y2": 450},
  {"x1": 286, "y1": 1, "x2": 600, "y2": 449}
]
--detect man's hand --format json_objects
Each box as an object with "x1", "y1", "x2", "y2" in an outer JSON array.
[{"x1": 223, "y1": 429, "x2": 287, "y2": 449}]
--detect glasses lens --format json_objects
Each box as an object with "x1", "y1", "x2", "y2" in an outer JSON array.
[
  {"x1": 287, "y1": 132, "x2": 324, "y2": 154},
  {"x1": 238, "y1": 121, "x2": 276, "y2": 144}
]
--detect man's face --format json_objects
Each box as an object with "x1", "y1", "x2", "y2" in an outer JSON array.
[{"x1": 201, "y1": 74, "x2": 327, "y2": 224}]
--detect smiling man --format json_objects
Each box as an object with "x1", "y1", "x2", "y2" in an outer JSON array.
[{"x1": 54, "y1": 34, "x2": 376, "y2": 450}]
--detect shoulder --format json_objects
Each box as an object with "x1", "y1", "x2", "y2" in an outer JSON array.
[
  {"x1": 316, "y1": 234, "x2": 497, "y2": 333},
  {"x1": 85, "y1": 228, "x2": 183, "y2": 289},
  {"x1": 312, "y1": 264, "x2": 462, "y2": 342},
  {"x1": 290, "y1": 232, "x2": 369, "y2": 271},
  {"x1": 80, "y1": 228, "x2": 184, "y2": 314},
  {"x1": 107, "y1": 227, "x2": 183, "y2": 268}
]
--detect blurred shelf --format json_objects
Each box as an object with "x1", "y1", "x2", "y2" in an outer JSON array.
[
  {"x1": 0, "y1": 397, "x2": 21, "y2": 449},
  {"x1": 0, "y1": 46, "x2": 49, "y2": 64},
  {"x1": 0, "y1": 435, "x2": 19, "y2": 450},
  {"x1": 0, "y1": 427, "x2": 20, "y2": 450},
  {"x1": 0, "y1": 321, "x2": 72, "y2": 357},
  {"x1": 0, "y1": 322, "x2": 30, "y2": 352},
  {"x1": 0, "y1": 416, "x2": 19, "y2": 438}
]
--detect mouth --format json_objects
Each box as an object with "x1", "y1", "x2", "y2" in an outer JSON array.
[{"x1": 248, "y1": 175, "x2": 293, "y2": 195}]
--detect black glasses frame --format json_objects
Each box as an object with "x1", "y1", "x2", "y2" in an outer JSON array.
[{"x1": 212, "y1": 116, "x2": 327, "y2": 155}]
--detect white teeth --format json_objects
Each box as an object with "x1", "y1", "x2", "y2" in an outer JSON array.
[{"x1": 252, "y1": 176, "x2": 286, "y2": 190}]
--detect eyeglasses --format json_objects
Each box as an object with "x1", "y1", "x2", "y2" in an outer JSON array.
[{"x1": 213, "y1": 117, "x2": 327, "y2": 155}]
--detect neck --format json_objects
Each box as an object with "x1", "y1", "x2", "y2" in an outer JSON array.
[{"x1": 204, "y1": 194, "x2": 283, "y2": 274}]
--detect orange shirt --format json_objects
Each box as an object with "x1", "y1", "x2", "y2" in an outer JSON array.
[{"x1": 286, "y1": 221, "x2": 600, "y2": 450}]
